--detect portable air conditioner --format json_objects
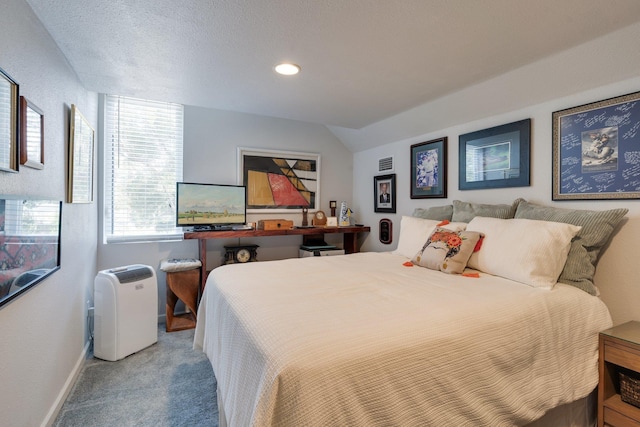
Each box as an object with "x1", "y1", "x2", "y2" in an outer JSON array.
[{"x1": 94, "y1": 264, "x2": 158, "y2": 361}]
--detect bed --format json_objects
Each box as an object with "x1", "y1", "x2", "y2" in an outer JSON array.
[{"x1": 194, "y1": 200, "x2": 627, "y2": 426}]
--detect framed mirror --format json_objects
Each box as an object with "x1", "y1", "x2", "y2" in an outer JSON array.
[
  {"x1": 20, "y1": 97, "x2": 44, "y2": 169},
  {"x1": 0, "y1": 67, "x2": 19, "y2": 173},
  {"x1": 0, "y1": 196, "x2": 62, "y2": 309},
  {"x1": 67, "y1": 104, "x2": 94, "y2": 203}
]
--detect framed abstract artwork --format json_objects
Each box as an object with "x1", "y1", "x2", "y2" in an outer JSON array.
[
  {"x1": 459, "y1": 119, "x2": 530, "y2": 190},
  {"x1": 238, "y1": 147, "x2": 320, "y2": 212},
  {"x1": 552, "y1": 90, "x2": 640, "y2": 200},
  {"x1": 410, "y1": 137, "x2": 447, "y2": 199}
]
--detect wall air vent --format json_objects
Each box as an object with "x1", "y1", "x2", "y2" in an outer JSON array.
[{"x1": 378, "y1": 156, "x2": 394, "y2": 173}]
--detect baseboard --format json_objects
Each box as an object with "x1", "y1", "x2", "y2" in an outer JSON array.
[
  {"x1": 41, "y1": 340, "x2": 90, "y2": 427},
  {"x1": 42, "y1": 318, "x2": 169, "y2": 426}
]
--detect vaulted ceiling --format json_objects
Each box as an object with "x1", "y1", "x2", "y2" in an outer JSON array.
[{"x1": 25, "y1": 0, "x2": 640, "y2": 134}]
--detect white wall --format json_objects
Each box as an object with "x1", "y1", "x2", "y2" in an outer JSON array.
[
  {"x1": 0, "y1": 1, "x2": 98, "y2": 426},
  {"x1": 351, "y1": 24, "x2": 640, "y2": 327},
  {"x1": 97, "y1": 105, "x2": 353, "y2": 316}
]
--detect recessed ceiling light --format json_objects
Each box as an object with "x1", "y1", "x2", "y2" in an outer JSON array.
[{"x1": 275, "y1": 63, "x2": 301, "y2": 76}]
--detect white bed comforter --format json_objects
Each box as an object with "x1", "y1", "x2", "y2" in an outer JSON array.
[{"x1": 194, "y1": 252, "x2": 612, "y2": 426}]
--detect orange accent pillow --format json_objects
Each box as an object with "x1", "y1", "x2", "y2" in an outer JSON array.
[{"x1": 412, "y1": 227, "x2": 483, "y2": 274}]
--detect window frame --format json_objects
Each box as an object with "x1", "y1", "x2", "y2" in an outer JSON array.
[{"x1": 102, "y1": 95, "x2": 184, "y2": 244}]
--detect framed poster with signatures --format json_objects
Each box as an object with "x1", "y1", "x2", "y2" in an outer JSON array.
[{"x1": 552, "y1": 90, "x2": 640, "y2": 200}]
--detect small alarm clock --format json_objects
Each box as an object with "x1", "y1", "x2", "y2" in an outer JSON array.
[{"x1": 224, "y1": 244, "x2": 259, "y2": 264}]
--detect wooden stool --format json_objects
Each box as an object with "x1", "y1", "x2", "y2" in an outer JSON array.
[{"x1": 160, "y1": 259, "x2": 201, "y2": 332}]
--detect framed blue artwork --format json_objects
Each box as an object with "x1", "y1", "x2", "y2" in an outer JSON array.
[{"x1": 410, "y1": 137, "x2": 447, "y2": 199}]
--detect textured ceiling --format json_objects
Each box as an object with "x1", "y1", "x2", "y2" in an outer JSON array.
[{"x1": 24, "y1": 0, "x2": 640, "y2": 130}]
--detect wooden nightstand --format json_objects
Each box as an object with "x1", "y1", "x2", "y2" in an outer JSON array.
[{"x1": 599, "y1": 321, "x2": 640, "y2": 426}]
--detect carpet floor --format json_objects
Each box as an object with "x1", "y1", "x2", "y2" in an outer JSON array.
[{"x1": 53, "y1": 325, "x2": 218, "y2": 427}]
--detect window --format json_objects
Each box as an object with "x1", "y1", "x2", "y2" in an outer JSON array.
[{"x1": 104, "y1": 95, "x2": 183, "y2": 243}]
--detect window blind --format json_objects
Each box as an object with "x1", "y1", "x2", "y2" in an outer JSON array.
[
  {"x1": 0, "y1": 78, "x2": 11, "y2": 168},
  {"x1": 104, "y1": 95, "x2": 184, "y2": 243}
]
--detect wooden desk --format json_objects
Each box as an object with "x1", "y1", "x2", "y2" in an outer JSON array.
[{"x1": 184, "y1": 225, "x2": 370, "y2": 292}]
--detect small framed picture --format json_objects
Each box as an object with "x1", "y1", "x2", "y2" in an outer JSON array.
[
  {"x1": 459, "y1": 119, "x2": 530, "y2": 190},
  {"x1": 20, "y1": 96, "x2": 44, "y2": 169},
  {"x1": 67, "y1": 105, "x2": 95, "y2": 203},
  {"x1": 410, "y1": 137, "x2": 447, "y2": 198},
  {"x1": 0, "y1": 67, "x2": 19, "y2": 173},
  {"x1": 374, "y1": 174, "x2": 396, "y2": 213}
]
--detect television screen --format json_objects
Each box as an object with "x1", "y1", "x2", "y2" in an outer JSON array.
[{"x1": 176, "y1": 182, "x2": 247, "y2": 230}]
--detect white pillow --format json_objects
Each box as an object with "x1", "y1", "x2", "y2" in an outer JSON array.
[
  {"x1": 466, "y1": 217, "x2": 582, "y2": 289},
  {"x1": 392, "y1": 216, "x2": 467, "y2": 259}
]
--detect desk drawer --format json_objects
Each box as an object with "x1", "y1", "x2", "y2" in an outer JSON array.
[
  {"x1": 606, "y1": 341, "x2": 640, "y2": 372},
  {"x1": 604, "y1": 406, "x2": 640, "y2": 426}
]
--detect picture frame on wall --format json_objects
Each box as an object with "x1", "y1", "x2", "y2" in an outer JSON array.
[
  {"x1": 238, "y1": 147, "x2": 320, "y2": 213},
  {"x1": 374, "y1": 173, "x2": 396, "y2": 213},
  {"x1": 458, "y1": 119, "x2": 531, "y2": 190},
  {"x1": 0, "y1": 67, "x2": 19, "y2": 173},
  {"x1": 0, "y1": 197, "x2": 62, "y2": 309},
  {"x1": 20, "y1": 96, "x2": 44, "y2": 169},
  {"x1": 552, "y1": 90, "x2": 640, "y2": 200},
  {"x1": 67, "y1": 104, "x2": 95, "y2": 203},
  {"x1": 410, "y1": 137, "x2": 447, "y2": 199}
]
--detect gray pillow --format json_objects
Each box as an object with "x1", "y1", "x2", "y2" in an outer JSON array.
[
  {"x1": 451, "y1": 199, "x2": 523, "y2": 223},
  {"x1": 514, "y1": 200, "x2": 628, "y2": 295},
  {"x1": 412, "y1": 205, "x2": 453, "y2": 221}
]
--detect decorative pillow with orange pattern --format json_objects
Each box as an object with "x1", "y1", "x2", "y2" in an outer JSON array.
[{"x1": 411, "y1": 227, "x2": 483, "y2": 274}]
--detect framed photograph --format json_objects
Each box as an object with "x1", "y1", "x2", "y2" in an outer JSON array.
[
  {"x1": 238, "y1": 147, "x2": 320, "y2": 212},
  {"x1": 20, "y1": 96, "x2": 44, "y2": 169},
  {"x1": 458, "y1": 119, "x2": 530, "y2": 190},
  {"x1": 410, "y1": 137, "x2": 447, "y2": 198},
  {"x1": 374, "y1": 174, "x2": 396, "y2": 213},
  {"x1": 67, "y1": 104, "x2": 94, "y2": 203},
  {"x1": 552, "y1": 90, "x2": 640, "y2": 200},
  {"x1": 0, "y1": 67, "x2": 19, "y2": 173}
]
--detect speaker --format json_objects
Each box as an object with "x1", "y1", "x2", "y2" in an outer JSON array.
[{"x1": 379, "y1": 218, "x2": 392, "y2": 244}]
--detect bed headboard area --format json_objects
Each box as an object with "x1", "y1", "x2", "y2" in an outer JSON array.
[{"x1": 407, "y1": 198, "x2": 630, "y2": 321}]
